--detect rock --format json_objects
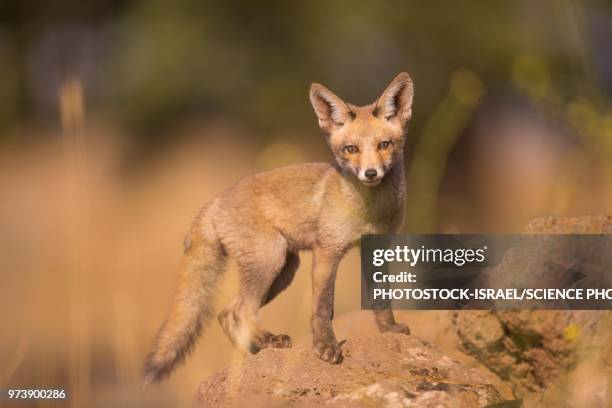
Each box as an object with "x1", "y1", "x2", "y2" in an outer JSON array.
[
  {"x1": 193, "y1": 333, "x2": 513, "y2": 407},
  {"x1": 523, "y1": 215, "x2": 612, "y2": 234},
  {"x1": 453, "y1": 215, "x2": 612, "y2": 406}
]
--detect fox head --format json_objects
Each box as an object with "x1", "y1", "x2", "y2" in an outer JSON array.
[{"x1": 309, "y1": 72, "x2": 414, "y2": 186}]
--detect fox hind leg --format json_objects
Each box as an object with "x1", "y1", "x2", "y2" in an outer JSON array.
[
  {"x1": 262, "y1": 252, "x2": 299, "y2": 306},
  {"x1": 218, "y1": 232, "x2": 293, "y2": 354}
]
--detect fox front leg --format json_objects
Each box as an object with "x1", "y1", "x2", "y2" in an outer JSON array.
[
  {"x1": 371, "y1": 246, "x2": 410, "y2": 335},
  {"x1": 374, "y1": 309, "x2": 410, "y2": 334},
  {"x1": 310, "y1": 247, "x2": 343, "y2": 364}
]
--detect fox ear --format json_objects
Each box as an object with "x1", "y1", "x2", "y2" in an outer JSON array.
[
  {"x1": 375, "y1": 72, "x2": 414, "y2": 126},
  {"x1": 309, "y1": 83, "x2": 353, "y2": 134}
]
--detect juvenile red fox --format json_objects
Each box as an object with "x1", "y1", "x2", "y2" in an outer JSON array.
[{"x1": 143, "y1": 72, "x2": 414, "y2": 384}]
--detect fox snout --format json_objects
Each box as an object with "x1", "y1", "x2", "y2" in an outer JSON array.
[
  {"x1": 352, "y1": 146, "x2": 392, "y2": 186},
  {"x1": 335, "y1": 149, "x2": 389, "y2": 186},
  {"x1": 359, "y1": 167, "x2": 384, "y2": 186},
  {"x1": 364, "y1": 168, "x2": 378, "y2": 180}
]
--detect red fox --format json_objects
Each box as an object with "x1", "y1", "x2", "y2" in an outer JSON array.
[{"x1": 143, "y1": 72, "x2": 414, "y2": 384}]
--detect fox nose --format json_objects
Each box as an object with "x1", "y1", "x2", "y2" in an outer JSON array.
[{"x1": 364, "y1": 169, "x2": 378, "y2": 180}]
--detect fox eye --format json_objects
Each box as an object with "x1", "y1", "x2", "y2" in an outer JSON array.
[
  {"x1": 343, "y1": 145, "x2": 359, "y2": 154},
  {"x1": 378, "y1": 140, "x2": 392, "y2": 150}
]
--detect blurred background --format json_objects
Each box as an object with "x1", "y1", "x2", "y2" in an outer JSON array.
[{"x1": 0, "y1": 0, "x2": 611, "y2": 406}]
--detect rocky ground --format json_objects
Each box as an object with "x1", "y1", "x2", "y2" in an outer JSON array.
[
  {"x1": 194, "y1": 333, "x2": 513, "y2": 407},
  {"x1": 193, "y1": 216, "x2": 611, "y2": 407},
  {"x1": 454, "y1": 215, "x2": 612, "y2": 406}
]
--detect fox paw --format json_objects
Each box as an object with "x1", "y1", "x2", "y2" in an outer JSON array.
[
  {"x1": 313, "y1": 340, "x2": 343, "y2": 364},
  {"x1": 267, "y1": 334, "x2": 292, "y2": 348},
  {"x1": 380, "y1": 322, "x2": 411, "y2": 335}
]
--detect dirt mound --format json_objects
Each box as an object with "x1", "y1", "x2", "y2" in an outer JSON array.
[{"x1": 193, "y1": 333, "x2": 512, "y2": 407}]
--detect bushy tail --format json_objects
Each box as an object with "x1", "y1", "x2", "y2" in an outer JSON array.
[{"x1": 143, "y1": 224, "x2": 225, "y2": 385}]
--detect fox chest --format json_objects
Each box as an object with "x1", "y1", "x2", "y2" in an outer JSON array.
[
  {"x1": 319, "y1": 186, "x2": 403, "y2": 247},
  {"x1": 355, "y1": 200, "x2": 402, "y2": 236}
]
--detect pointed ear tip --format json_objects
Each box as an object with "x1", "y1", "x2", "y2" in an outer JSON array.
[
  {"x1": 309, "y1": 83, "x2": 324, "y2": 98},
  {"x1": 396, "y1": 72, "x2": 412, "y2": 82}
]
